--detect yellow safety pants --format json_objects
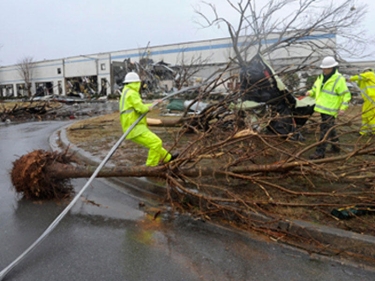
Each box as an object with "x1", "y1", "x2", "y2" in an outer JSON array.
[
  {"x1": 360, "y1": 96, "x2": 375, "y2": 135},
  {"x1": 131, "y1": 130, "x2": 171, "y2": 166}
]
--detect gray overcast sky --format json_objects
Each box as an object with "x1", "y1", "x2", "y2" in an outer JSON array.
[{"x1": 1, "y1": 0, "x2": 375, "y2": 66}]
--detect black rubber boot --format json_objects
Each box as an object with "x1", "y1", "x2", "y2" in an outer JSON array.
[{"x1": 170, "y1": 152, "x2": 180, "y2": 161}]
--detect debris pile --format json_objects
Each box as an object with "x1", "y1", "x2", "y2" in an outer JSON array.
[
  {"x1": 1, "y1": 100, "x2": 118, "y2": 122},
  {"x1": 1, "y1": 101, "x2": 53, "y2": 122}
]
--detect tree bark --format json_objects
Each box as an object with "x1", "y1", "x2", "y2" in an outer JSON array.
[{"x1": 45, "y1": 162, "x2": 168, "y2": 179}]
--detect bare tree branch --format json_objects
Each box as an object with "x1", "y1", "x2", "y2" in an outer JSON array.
[
  {"x1": 16, "y1": 56, "x2": 35, "y2": 97},
  {"x1": 194, "y1": 0, "x2": 370, "y2": 65}
]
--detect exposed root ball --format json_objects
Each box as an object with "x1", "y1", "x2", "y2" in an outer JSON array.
[{"x1": 11, "y1": 149, "x2": 74, "y2": 200}]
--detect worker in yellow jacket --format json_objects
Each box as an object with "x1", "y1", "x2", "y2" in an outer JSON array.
[
  {"x1": 119, "y1": 72, "x2": 178, "y2": 166},
  {"x1": 348, "y1": 68, "x2": 375, "y2": 135},
  {"x1": 306, "y1": 56, "x2": 351, "y2": 160}
]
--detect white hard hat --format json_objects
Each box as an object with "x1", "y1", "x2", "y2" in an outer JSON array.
[
  {"x1": 320, "y1": 56, "x2": 338, "y2": 68},
  {"x1": 362, "y1": 67, "x2": 374, "y2": 73},
  {"x1": 123, "y1": 72, "x2": 141, "y2": 83}
]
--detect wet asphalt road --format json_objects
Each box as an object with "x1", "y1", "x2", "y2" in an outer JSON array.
[{"x1": 1, "y1": 121, "x2": 375, "y2": 281}]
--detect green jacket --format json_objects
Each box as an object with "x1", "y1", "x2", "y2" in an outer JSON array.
[
  {"x1": 309, "y1": 70, "x2": 351, "y2": 117},
  {"x1": 119, "y1": 82, "x2": 151, "y2": 139}
]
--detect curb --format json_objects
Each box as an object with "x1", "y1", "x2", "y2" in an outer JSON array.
[
  {"x1": 247, "y1": 210, "x2": 375, "y2": 262},
  {"x1": 49, "y1": 125, "x2": 375, "y2": 266}
]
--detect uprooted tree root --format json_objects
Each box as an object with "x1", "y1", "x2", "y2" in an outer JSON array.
[{"x1": 11, "y1": 149, "x2": 74, "y2": 200}]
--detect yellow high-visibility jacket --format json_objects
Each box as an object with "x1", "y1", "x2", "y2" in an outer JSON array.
[
  {"x1": 350, "y1": 70, "x2": 375, "y2": 134},
  {"x1": 349, "y1": 70, "x2": 375, "y2": 99},
  {"x1": 309, "y1": 70, "x2": 351, "y2": 117},
  {"x1": 119, "y1": 82, "x2": 152, "y2": 139}
]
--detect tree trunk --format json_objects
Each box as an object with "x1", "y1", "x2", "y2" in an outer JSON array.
[{"x1": 46, "y1": 162, "x2": 168, "y2": 179}]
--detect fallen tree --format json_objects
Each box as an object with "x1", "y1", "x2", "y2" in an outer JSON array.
[
  {"x1": 13, "y1": 144, "x2": 375, "y2": 184},
  {"x1": 11, "y1": 122, "x2": 375, "y2": 215}
]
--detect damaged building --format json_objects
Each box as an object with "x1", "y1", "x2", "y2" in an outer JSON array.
[{"x1": 0, "y1": 30, "x2": 372, "y2": 99}]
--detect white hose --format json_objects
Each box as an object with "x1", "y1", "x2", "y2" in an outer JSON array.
[{"x1": 0, "y1": 85, "x2": 200, "y2": 280}]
